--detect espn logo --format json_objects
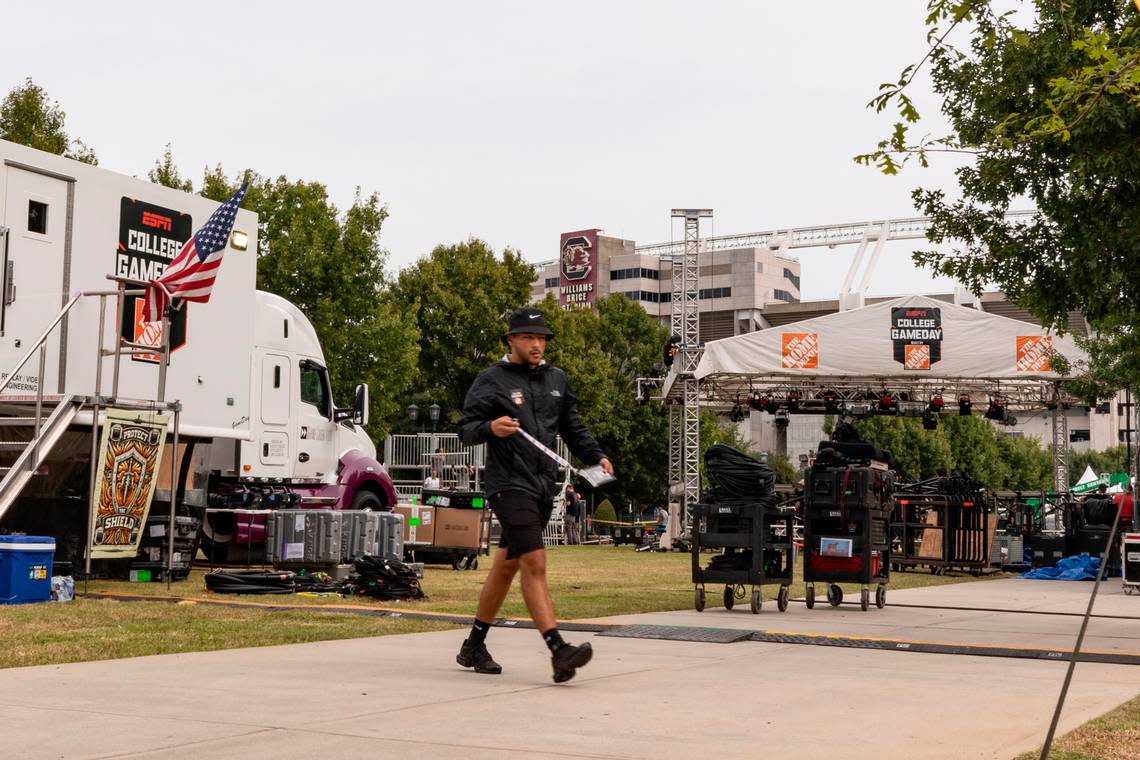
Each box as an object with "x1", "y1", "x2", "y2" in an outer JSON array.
[
  {"x1": 904, "y1": 344, "x2": 931, "y2": 370},
  {"x1": 141, "y1": 211, "x2": 172, "y2": 232},
  {"x1": 1016, "y1": 336, "x2": 1052, "y2": 372},
  {"x1": 782, "y1": 333, "x2": 819, "y2": 369}
]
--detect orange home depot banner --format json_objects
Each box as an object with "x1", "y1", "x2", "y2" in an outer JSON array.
[
  {"x1": 904, "y1": 343, "x2": 931, "y2": 370},
  {"x1": 1016, "y1": 336, "x2": 1053, "y2": 372},
  {"x1": 89, "y1": 408, "x2": 169, "y2": 559},
  {"x1": 781, "y1": 333, "x2": 819, "y2": 369}
]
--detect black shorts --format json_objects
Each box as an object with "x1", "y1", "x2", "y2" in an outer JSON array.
[{"x1": 492, "y1": 490, "x2": 553, "y2": 560}]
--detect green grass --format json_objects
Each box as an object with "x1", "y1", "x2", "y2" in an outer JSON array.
[
  {"x1": 84, "y1": 545, "x2": 1000, "y2": 620},
  {"x1": 1015, "y1": 692, "x2": 1140, "y2": 760},
  {"x1": 0, "y1": 597, "x2": 455, "y2": 669}
]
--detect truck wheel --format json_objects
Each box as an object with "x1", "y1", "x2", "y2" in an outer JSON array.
[{"x1": 351, "y1": 490, "x2": 383, "y2": 511}]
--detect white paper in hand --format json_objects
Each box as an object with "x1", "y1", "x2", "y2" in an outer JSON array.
[{"x1": 579, "y1": 465, "x2": 616, "y2": 488}]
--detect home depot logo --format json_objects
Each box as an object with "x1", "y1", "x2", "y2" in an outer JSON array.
[
  {"x1": 781, "y1": 333, "x2": 818, "y2": 369},
  {"x1": 1016, "y1": 336, "x2": 1052, "y2": 372},
  {"x1": 904, "y1": 344, "x2": 931, "y2": 370}
]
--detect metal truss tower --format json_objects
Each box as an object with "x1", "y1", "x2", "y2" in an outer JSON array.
[{"x1": 668, "y1": 209, "x2": 711, "y2": 529}]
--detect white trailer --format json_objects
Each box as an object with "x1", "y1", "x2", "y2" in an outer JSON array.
[{"x1": 0, "y1": 139, "x2": 396, "y2": 567}]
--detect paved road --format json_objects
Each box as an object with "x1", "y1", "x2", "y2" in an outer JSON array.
[{"x1": 1, "y1": 578, "x2": 1137, "y2": 759}]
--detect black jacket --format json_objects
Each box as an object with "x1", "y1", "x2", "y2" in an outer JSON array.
[{"x1": 460, "y1": 359, "x2": 606, "y2": 502}]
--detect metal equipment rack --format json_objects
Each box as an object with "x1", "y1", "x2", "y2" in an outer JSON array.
[
  {"x1": 891, "y1": 477, "x2": 993, "y2": 576},
  {"x1": 803, "y1": 464, "x2": 892, "y2": 611},
  {"x1": 691, "y1": 500, "x2": 794, "y2": 614}
]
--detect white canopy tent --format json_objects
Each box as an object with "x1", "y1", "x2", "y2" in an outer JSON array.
[
  {"x1": 661, "y1": 295, "x2": 1092, "y2": 490},
  {"x1": 686, "y1": 295, "x2": 1088, "y2": 411}
]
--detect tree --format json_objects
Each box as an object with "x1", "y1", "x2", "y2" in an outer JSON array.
[
  {"x1": 853, "y1": 416, "x2": 954, "y2": 481},
  {"x1": 0, "y1": 78, "x2": 96, "y2": 164},
  {"x1": 543, "y1": 294, "x2": 671, "y2": 509},
  {"x1": 193, "y1": 165, "x2": 419, "y2": 439},
  {"x1": 388, "y1": 239, "x2": 536, "y2": 424},
  {"x1": 1070, "y1": 444, "x2": 1131, "y2": 484},
  {"x1": 859, "y1": 1, "x2": 1140, "y2": 394},
  {"x1": 148, "y1": 144, "x2": 193, "y2": 192},
  {"x1": 852, "y1": 414, "x2": 1052, "y2": 490}
]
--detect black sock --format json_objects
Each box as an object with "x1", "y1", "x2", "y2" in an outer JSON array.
[
  {"x1": 542, "y1": 628, "x2": 566, "y2": 653},
  {"x1": 469, "y1": 619, "x2": 491, "y2": 647}
]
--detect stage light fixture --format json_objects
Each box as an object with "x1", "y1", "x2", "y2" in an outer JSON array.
[
  {"x1": 928, "y1": 394, "x2": 944, "y2": 413},
  {"x1": 728, "y1": 399, "x2": 746, "y2": 423},
  {"x1": 984, "y1": 396, "x2": 1006, "y2": 422},
  {"x1": 958, "y1": 394, "x2": 972, "y2": 416},
  {"x1": 922, "y1": 411, "x2": 938, "y2": 431},
  {"x1": 786, "y1": 390, "x2": 801, "y2": 413},
  {"x1": 878, "y1": 392, "x2": 897, "y2": 414},
  {"x1": 822, "y1": 390, "x2": 841, "y2": 414}
]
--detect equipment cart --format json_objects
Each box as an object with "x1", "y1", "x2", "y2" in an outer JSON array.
[
  {"x1": 406, "y1": 490, "x2": 491, "y2": 570},
  {"x1": 691, "y1": 499, "x2": 794, "y2": 614},
  {"x1": 891, "y1": 476, "x2": 992, "y2": 576},
  {"x1": 803, "y1": 462, "x2": 892, "y2": 611}
]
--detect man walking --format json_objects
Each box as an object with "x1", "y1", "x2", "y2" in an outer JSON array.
[{"x1": 456, "y1": 307, "x2": 613, "y2": 683}]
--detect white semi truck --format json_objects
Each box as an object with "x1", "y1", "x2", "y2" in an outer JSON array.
[{"x1": 0, "y1": 138, "x2": 397, "y2": 567}]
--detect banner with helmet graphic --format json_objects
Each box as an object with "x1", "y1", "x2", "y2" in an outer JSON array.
[{"x1": 88, "y1": 408, "x2": 169, "y2": 558}]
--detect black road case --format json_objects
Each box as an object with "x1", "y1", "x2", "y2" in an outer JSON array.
[{"x1": 803, "y1": 465, "x2": 892, "y2": 611}]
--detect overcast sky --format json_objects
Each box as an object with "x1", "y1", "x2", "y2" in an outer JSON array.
[{"x1": 2, "y1": 1, "x2": 977, "y2": 300}]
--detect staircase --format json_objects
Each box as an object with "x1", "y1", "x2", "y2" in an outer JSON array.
[{"x1": 0, "y1": 396, "x2": 85, "y2": 522}]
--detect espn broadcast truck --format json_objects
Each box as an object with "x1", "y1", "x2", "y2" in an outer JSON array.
[{"x1": 0, "y1": 138, "x2": 396, "y2": 567}]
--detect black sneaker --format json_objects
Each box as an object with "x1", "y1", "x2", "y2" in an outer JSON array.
[
  {"x1": 551, "y1": 641, "x2": 593, "y2": 684},
  {"x1": 456, "y1": 639, "x2": 502, "y2": 674}
]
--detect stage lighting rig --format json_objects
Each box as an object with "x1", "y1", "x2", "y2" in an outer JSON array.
[
  {"x1": 877, "y1": 392, "x2": 897, "y2": 414},
  {"x1": 922, "y1": 411, "x2": 938, "y2": 430},
  {"x1": 958, "y1": 394, "x2": 972, "y2": 416},
  {"x1": 821, "y1": 390, "x2": 841, "y2": 414},
  {"x1": 928, "y1": 394, "x2": 944, "y2": 414}
]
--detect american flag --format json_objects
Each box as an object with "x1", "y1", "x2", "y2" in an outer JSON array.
[{"x1": 144, "y1": 182, "x2": 249, "y2": 323}]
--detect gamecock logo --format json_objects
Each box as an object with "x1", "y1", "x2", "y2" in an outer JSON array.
[{"x1": 561, "y1": 235, "x2": 593, "y2": 281}]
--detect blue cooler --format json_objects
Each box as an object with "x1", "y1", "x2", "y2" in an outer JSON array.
[{"x1": 0, "y1": 536, "x2": 55, "y2": 604}]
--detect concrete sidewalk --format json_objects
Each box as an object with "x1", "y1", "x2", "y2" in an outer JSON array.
[{"x1": 0, "y1": 578, "x2": 1137, "y2": 759}]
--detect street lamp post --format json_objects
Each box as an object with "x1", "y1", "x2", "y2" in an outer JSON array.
[
  {"x1": 406, "y1": 403, "x2": 419, "y2": 431},
  {"x1": 429, "y1": 403, "x2": 441, "y2": 433}
]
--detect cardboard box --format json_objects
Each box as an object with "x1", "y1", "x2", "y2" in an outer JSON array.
[
  {"x1": 433, "y1": 507, "x2": 487, "y2": 549},
  {"x1": 394, "y1": 504, "x2": 435, "y2": 545}
]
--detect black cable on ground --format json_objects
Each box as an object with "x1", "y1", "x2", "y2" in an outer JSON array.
[
  {"x1": 204, "y1": 569, "x2": 296, "y2": 594},
  {"x1": 1039, "y1": 505, "x2": 1124, "y2": 760},
  {"x1": 341, "y1": 556, "x2": 425, "y2": 601}
]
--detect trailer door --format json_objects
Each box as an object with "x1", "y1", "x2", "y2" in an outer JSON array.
[{"x1": 0, "y1": 164, "x2": 70, "y2": 393}]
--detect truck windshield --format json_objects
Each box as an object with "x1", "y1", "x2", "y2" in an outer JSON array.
[{"x1": 299, "y1": 362, "x2": 332, "y2": 418}]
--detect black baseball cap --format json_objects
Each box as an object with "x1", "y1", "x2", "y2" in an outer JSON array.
[{"x1": 503, "y1": 307, "x2": 555, "y2": 342}]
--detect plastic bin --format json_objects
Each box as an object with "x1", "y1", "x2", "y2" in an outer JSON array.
[{"x1": 0, "y1": 536, "x2": 55, "y2": 604}]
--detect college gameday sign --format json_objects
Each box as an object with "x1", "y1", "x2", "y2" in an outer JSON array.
[
  {"x1": 559, "y1": 229, "x2": 600, "y2": 311},
  {"x1": 891, "y1": 306, "x2": 942, "y2": 370},
  {"x1": 117, "y1": 198, "x2": 191, "y2": 362}
]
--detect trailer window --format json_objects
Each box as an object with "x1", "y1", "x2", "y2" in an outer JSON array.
[
  {"x1": 28, "y1": 200, "x2": 47, "y2": 235},
  {"x1": 300, "y1": 363, "x2": 331, "y2": 418}
]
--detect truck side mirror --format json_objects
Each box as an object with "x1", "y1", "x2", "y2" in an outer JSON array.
[{"x1": 354, "y1": 383, "x2": 369, "y2": 426}]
